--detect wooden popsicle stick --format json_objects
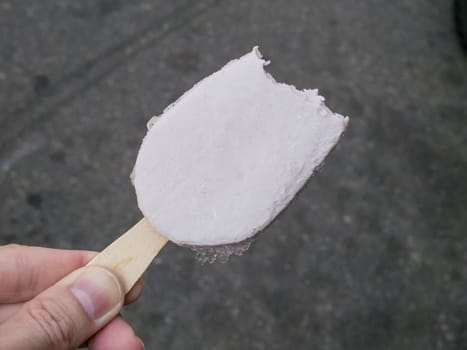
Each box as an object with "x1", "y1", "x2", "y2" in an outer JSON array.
[{"x1": 86, "y1": 218, "x2": 168, "y2": 293}]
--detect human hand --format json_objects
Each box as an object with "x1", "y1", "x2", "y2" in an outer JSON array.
[{"x1": 0, "y1": 244, "x2": 145, "y2": 350}]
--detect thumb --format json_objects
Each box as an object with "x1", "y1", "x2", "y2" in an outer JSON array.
[{"x1": 0, "y1": 266, "x2": 124, "y2": 350}]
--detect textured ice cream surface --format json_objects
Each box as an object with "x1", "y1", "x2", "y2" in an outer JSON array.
[{"x1": 134, "y1": 47, "x2": 348, "y2": 246}]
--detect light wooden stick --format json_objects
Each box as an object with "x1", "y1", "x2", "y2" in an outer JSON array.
[{"x1": 87, "y1": 218, "x2": 168, "y2": 293}]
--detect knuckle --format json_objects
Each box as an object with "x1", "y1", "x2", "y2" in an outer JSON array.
[
  {"x1": 26, "y1": 296, "x2": 77, "y2": 349},
  {"x1": 14, "y1": 251, "x2": 39, "y2": 295},
  {"x1": 0, "y1": 246, "x2": 38, "y2": 301}
]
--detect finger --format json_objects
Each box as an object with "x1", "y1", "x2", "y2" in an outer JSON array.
[
  {"x1": 125, "y1": 278, "x2": 143, "y2": 305},
  {"x1": 89, "y1": 316, "x2": 144, "y2": 350},
  {"x1": 0, "y1": 244, "x2": 96, "y2": 303},
  {"x1": 0, "y1": 303, "x2": 23, "y2": 323},
  {"x1": 0, "y1": 266, "x2": 124, "y2": 350}
]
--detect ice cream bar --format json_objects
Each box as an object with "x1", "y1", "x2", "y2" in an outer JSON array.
[{"x1": 133, "y1": 47, "x2": 348, "y2": 246}]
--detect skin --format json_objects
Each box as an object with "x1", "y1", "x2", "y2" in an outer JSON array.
[{"x1": 0, "y1": 245, "x2": 144, "y2": 350}]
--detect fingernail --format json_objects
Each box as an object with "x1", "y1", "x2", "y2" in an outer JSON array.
[
  {"x1": 70, "y1": 266, "x2": 123, "y2": 321},
  {"x1": 137, "y1": 337, "x2": 145, "y2": 350}
]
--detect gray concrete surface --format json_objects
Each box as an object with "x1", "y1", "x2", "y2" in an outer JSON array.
[{"x1": 1, "y1": 1, "x2": 466, "y2": 349}]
